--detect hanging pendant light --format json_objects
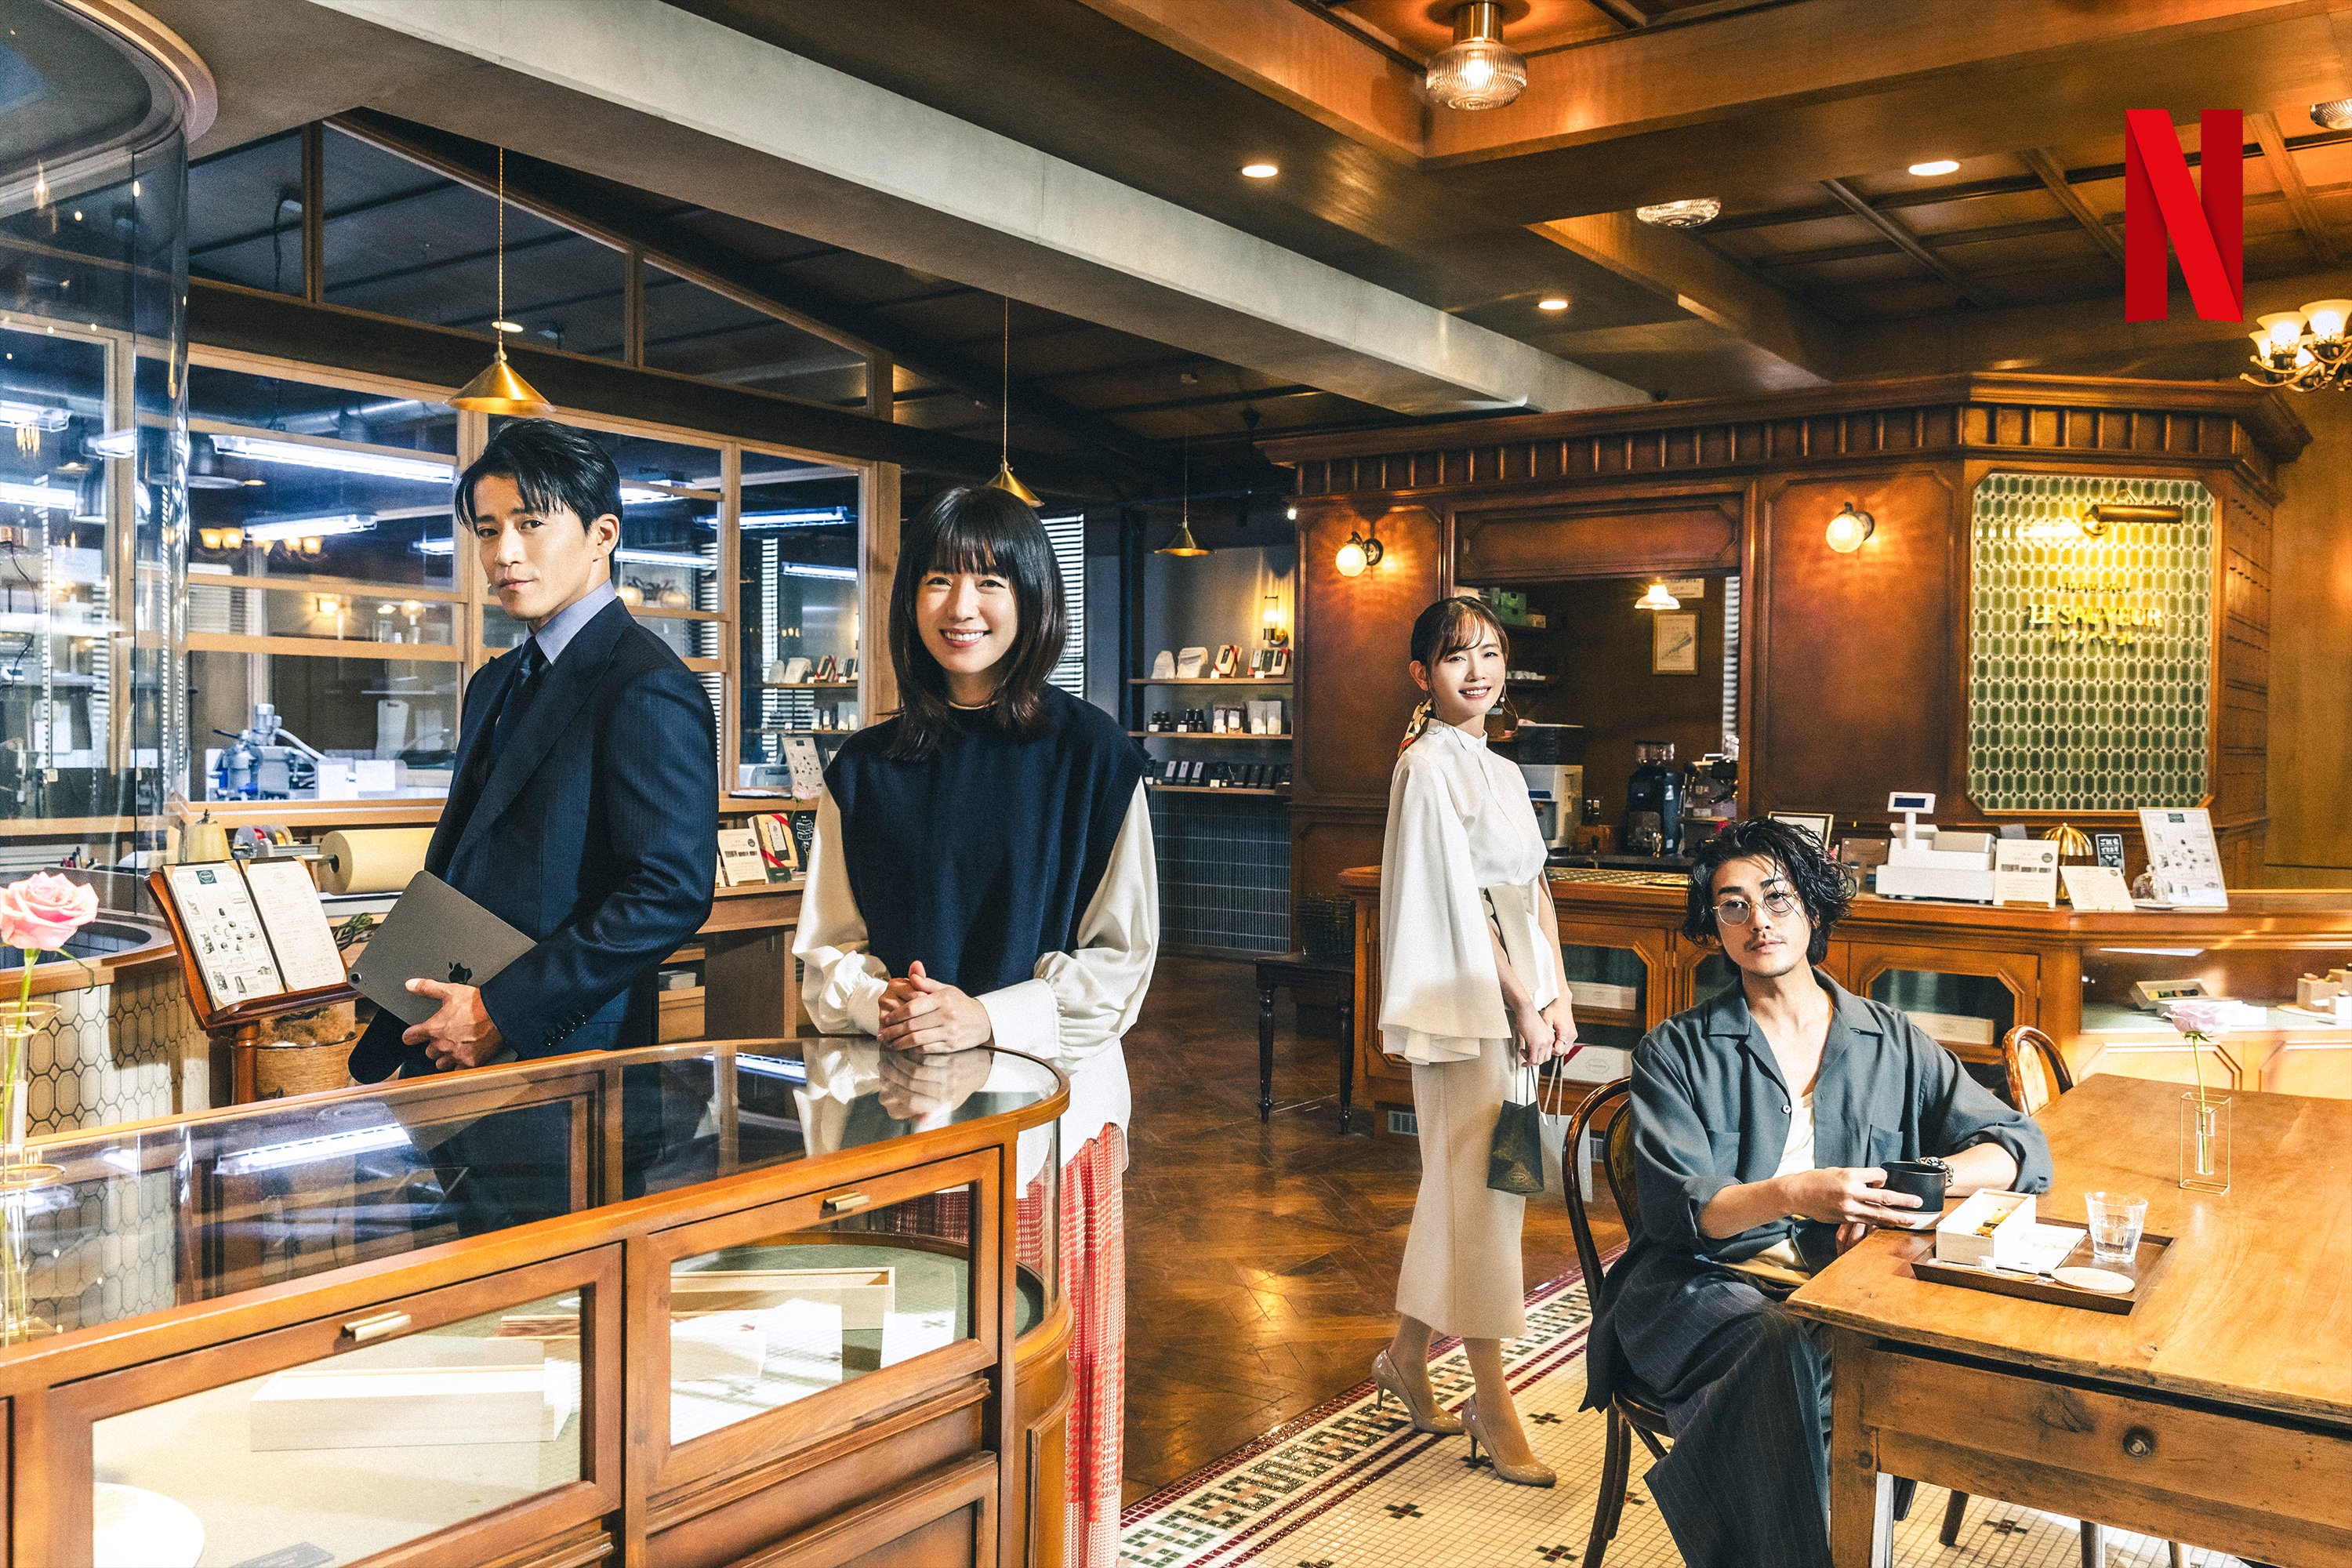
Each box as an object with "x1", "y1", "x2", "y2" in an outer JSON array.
[
  {"x1": 985, "y1": 297, "x2": 1043, "y2": 506},
  {"x1": 452, "y1": 148, "x2": 553, "y2": 417},
  {"x1": 1635, "y1": 582, "x2": 1681, "y2": 611},
  {"x1": 1424, "y1": 2, "x2": 1528, "y2": 111},
  {"x1": 1157, "y1": 435, "x2": 1209, "y2": 557}
]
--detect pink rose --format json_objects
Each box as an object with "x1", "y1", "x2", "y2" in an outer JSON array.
[
  {"x1": 0, "y1": 872, "x2": 98, "y2": 953},
  {"x1": 2168, "y1": 998, "x2": 2233, "y2": 1040}
]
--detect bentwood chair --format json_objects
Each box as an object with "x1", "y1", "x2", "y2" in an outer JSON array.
[
  {"x1": 1561, "y1": 1079, "x2": 1668, "y2": 1568},
  {"x1": 1998, "y1": 1026, "x2": 2191, "y2": 1568}
]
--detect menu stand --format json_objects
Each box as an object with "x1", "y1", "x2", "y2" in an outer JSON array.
[{"x1": 149, "y1": 869, "x2": 359, "y2": 1104}]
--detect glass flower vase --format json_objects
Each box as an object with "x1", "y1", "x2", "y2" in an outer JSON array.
[
  {"x1": 0, "y1": 999, "x2": 60, "y2": 1194},
  {"x1": 2180, "y1": 1091, "x2": 2230, "y2": 1194}
]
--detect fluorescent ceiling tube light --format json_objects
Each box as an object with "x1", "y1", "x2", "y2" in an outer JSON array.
[
  {"x1": 211, "y1": 433, "x2": 454, "y2": 484},
  {"x1": 0, "y1": 400, "x2": 70, "y2": 431},
  {"x1": 736, "y1": 1054, "x2": 809, "y2": 1082},
  {"x1": 740, "y1": 507, "x2": 851, "y2": 528},
  {"x1": 613, "y1": 546, "x2": 717, "y2": 572},
  {"x1": 410, "y1": 538, "x2": 455, "y2": 556},
  {"x1": 0, "y1": 481, "x2": 78, "y2": 510},
  {"x1": 85, "y1": 429, "x2": 135, "y2": 459},
  {"x1": 241, "y1": 511, "x2": 375, "y2": 543},
  {"x1": 777, "y1": 561, "x2": 858, "y2": 581}
]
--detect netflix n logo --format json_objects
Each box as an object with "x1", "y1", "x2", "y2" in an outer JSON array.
[{"x1": 2124, "y1": 109, "x2": 2245, "y2": 323}]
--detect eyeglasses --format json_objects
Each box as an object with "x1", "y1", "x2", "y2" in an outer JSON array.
[{"x1": 1714, "y1": 890, "x2": 1798, "y2": 927}]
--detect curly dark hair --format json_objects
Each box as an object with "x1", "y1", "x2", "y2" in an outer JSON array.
[{"x1": 1682, "y1": 817, "x2": 1852, "y2": 964}]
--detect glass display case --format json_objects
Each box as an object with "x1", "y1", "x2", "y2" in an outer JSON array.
[
  {"x1": 0, "y1": 0, "x2": 190, "y2": 843},
  {"x1": 0, "y1": 1036, "x2": 1066, "y2": 1568}
]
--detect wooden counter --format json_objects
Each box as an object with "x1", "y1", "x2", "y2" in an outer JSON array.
[{"x1": 1340, "y1": 866, "x2": 2352, "y2": 1124}]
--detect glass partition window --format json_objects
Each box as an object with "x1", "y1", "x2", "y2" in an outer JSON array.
[
  {"x1": 92, "y1": 1290, "x2": 585, "y2": 1566},
  {"x1": 185, "y1": 363, "x2": 460, "y2": 804},
  {"x1": 736, "y1": 454, "x2": 859, "y2": 791}
]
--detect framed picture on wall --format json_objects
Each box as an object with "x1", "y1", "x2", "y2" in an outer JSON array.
[{"x1": 1652, "y1": 611, "x2": 1698, "y2": 674}]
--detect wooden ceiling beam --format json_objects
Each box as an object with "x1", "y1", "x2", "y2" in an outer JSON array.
[
  {"x1": 2250, "y1": 110, "x2": 2340, "y2": 267},
  {"x1": 1820, "y1": 178, "x2": 1998, "y2": 309},
  {"x1": 2018, "y1": 147, "x2": 2125, "y2": 268}
]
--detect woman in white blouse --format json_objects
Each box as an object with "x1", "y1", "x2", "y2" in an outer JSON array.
[
  {"x1": 1375, "y1": 593, "x2": 1576, "y2": 1486},
  {"x1": 793, "y1": 485, "x2": 1156, "y2": 1567}
]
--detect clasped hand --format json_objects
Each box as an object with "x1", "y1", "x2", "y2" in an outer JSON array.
[
  {"x1": 1512, "y1": 996, "x2": 1578, "y2": 1067},
  {"x1": 878, "y1": 960, "x2": 994, "y2": 1053}
]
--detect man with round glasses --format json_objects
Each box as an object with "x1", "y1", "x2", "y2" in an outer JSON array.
[{"x1": 1581, "y1": 817, "x2": 2050, "y2": 1568}]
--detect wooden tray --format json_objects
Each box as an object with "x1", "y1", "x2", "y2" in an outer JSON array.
[{"x1": 1910, "y1": 1221, "x2": 2174, "y2": 1314}]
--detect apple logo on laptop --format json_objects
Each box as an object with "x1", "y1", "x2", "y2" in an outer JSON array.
[{"x1": 447, "y1": 961, "x2": 473, "y2": 985}]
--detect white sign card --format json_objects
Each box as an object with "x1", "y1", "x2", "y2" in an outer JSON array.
[
  {"x1": 165, "y1": 863, "x2": 286, "y2": 1007},
  {"x1": 241, "y1": 858, "x2": 347, "y2": 991},
  {"x1": 2138, "y1": 807, "x2": 2229, "y2": 909},
  {"x1": 715, "y1": 828, "x2": 767, "y2": 887},
  {"x1": 2061, "y1": 864, "x2": 2137, "y2": 912},
  {"x1": 1991, "y1": 840, "x2": 2060, "y2": 906},
  {"x1": 780, "y1": 735, "x2": 826, "y2": 800}
]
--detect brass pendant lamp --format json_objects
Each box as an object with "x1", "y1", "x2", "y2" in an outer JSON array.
[
  {"x1": 985, "y1": 297, "x2": 1042, "y2": 506},
  {"x1": 1156, "y1": 434, "x2": 1208, "y2": 557},
  {"x1": 452, "y1": 148, "x2": 554, "y2": 417}
]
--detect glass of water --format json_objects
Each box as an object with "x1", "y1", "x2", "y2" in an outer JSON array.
[{"x1": 2083, "y1": 1192, "x2": 2148, "y2": 1264}]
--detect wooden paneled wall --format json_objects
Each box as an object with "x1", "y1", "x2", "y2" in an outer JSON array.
[
  {"x1": 1265, "y1": 375, "x2": 2312, "y2": 901},
  {"x1": 2267, "y1": 394, "x2": 2352, "y2": 887}
]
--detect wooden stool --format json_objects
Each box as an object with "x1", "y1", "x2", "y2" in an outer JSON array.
[{"x1": 1254, "y1": 951, "x2": 1355, "y2": 1132}]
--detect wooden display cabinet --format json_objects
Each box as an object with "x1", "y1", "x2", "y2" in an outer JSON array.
[{"x1": 0, "y1": 1037, "x2": 1072, "y2": 1568}]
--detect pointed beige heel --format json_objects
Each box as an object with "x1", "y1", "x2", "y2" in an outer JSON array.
[
  {"x1": 1463, "y1": 1394, "x2": 1557, "y2": 1487},
  {"x1": 1371, "y1": 1348, "x2": 1464, "y2": 1435}
]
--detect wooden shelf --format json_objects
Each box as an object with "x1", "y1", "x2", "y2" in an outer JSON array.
[
  {"x1": 761, "y1": 681, "x2": 858, "y2": 690},
  {"x1": 1132, "y1": 731, "x2": 1291, "y2": 742},
  {"x1": 1129, "y1": 677, "x2": 1292, "y2": 686},
  {"x1": 1506, "y1": 674, "x2": 1558, "y2": 686},
  {"x1": 1149, "y1": 784, "x2": 1290, "y2": 797},
  {"x1": 750, "y1": 727, "x2": 858, "y2": 735}
]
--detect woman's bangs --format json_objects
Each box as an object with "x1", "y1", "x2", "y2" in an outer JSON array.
[
  {"x1": 924, "y1": 506, "x2": 1014, "y2": 579},
  {"x1": 1433, "y1": 601, "x2": 1504, "y2": 662}
]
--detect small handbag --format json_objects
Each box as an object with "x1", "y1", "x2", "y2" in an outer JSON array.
[{"x1": 1486, "y1": 1062, "x2": 1547, "y2": 1196}]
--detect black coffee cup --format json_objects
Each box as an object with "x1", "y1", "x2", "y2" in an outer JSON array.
[{"x1": 1878, "y1": 1156, "x2": 1950, "y2": 1223}]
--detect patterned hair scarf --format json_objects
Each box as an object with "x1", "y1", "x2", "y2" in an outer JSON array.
[{"x1": 1399, "y1": 698, "x2": 1433, "y2": 753}]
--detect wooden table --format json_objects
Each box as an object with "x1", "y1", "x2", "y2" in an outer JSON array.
[
  {"x1": 1254, "y1": 951, "x2": 1355, "y2": 1132},
  {"x1": 1789, "y1": 1074, "x2": 2352, "y2": 1567}
]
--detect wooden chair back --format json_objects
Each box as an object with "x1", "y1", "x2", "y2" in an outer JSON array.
[
  {"x1": 2002, "y1": 1025, "x2": 2075, "y2": 1114},
  {"x1": 1563, "y1": 1078, "x2": 1635, "y2": 1316}
]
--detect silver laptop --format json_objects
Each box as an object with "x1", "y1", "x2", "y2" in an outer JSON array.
[{"x1": 347, "y1": 871, "x2": 536, "y2": 1026}]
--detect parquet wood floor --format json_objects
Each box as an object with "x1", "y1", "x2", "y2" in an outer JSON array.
[{"x1": 1120, "y1": 953, "x2": 1627, "y2": 1501}]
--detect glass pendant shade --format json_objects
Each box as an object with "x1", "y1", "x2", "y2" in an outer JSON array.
[
  {"x1": 1424, "y1": 3, "x2": 1527, "y2": 111},
  {"x1": 1634, "y1": 582, "x2": 1680, "y2": 610}
]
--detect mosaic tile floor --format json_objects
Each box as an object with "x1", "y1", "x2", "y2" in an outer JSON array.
[{"x1": 1120, "y1": 1269, "x2": 2249, "y2": 1568}]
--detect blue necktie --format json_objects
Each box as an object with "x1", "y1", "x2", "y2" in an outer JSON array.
[{"x1": 483, "y1": 637, "x2": 545, "y2": 774}]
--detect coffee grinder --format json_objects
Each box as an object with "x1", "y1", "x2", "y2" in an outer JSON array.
[{"x1": 1624, "y1": 742, "x2": 1682, "y2": 857}]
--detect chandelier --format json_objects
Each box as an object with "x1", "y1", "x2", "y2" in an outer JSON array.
[{"x1": 2242, "y1": 299, "x2": 2352, "y2": 390}]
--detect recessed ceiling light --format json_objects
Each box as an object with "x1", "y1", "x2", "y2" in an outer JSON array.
[
  {"x1": 1537, "y1": 296, "x2": 1570, "y2": 311},
  {"x1": 1240, "y1": 162, "x2": 1279, "y2": 180},
  {"x1": 2314, "y1": 100, "x2": 2352, "y2": 130},
  {"x1": 1908, "y1": 159, "x2": 1960, "y2": 176}
]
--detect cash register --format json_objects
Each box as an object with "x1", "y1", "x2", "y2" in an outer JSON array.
[{"x1": 1871, "y1": 791, "x2": 1999, "y2": 904}]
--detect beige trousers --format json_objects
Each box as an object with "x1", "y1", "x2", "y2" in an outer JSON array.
[{"x1": 1396, "y1": 1035, "x2": 1527, "y2": 1341}]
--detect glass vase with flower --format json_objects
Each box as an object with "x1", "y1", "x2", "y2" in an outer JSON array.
[
  {"x1": 0, "y1": 870, "x2": 99, "y2": 1345},
  {"x1": 2168, "y1": 998, "x2": 2234, "y2": 1194}
]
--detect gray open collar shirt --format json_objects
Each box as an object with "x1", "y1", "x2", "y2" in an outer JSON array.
[{"x1": 1629, "y1": 971, "x2": 2053, "y2": 1272}]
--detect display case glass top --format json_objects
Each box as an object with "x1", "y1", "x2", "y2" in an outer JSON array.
[{"x1": 7, "y1": 1038, "x2": 1062, "y2": 1345}]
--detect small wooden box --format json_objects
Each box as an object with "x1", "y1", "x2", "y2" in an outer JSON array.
[{"x1": 1934, "y1": 1190, "x2": 2037, "y2": 1269}]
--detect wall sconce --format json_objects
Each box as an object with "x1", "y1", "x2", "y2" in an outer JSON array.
[
  {"x1": 314, "y1": 593, "x2": 341, "y2": 617},
  {"x1": 296, "y1": 535, "x2": 324, "y2": 557},
  {"x1": 1334, "y1": 525, "x2": 1383, "y2": 578},
  {"x1": 1634, "y1": 581, "x2": 1680, "y2": 611},
  {"x1": 1825, "y1": 501, "x2": 1875, "y2": 554},
  {"x1": 195, "y1": 526, "x2": 244, "y2": 552},
  {"x1": 1261, "y1": 591, "x2": 1289, "y2": 646}
]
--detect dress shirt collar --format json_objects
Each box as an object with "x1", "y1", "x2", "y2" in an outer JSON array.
[
  {"x1": 1700, "y1": 967, "x2": 1883, "y2": 1040},
  {"x1": 527, "y1": 578, "x2": 619, "y2": 666}
]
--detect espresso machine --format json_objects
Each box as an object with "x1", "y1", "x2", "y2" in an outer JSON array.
[{"x1": 1624, "y1": 742, "x2": 1682, "y2": 858}]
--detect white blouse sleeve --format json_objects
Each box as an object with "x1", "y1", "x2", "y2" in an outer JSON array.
[
  {"x1": 976, "y1": 783, "x2": 1158, "y2": 1067},
  {"x1": 1377, "y1": 746, "x2": 1510, "y2": 1062},
  {"x1": 791, "y1": 785, "x2": 889, "y2": 1036}
]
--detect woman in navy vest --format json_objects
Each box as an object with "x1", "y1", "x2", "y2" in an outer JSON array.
[{"x1": 795, "y1": 485, "x2": 1156, "y2": 1568}]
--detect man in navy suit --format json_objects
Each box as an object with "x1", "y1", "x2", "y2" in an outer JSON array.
[{"x1": 349, "y1": 419, "x2": 717, "y2": 1084}]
